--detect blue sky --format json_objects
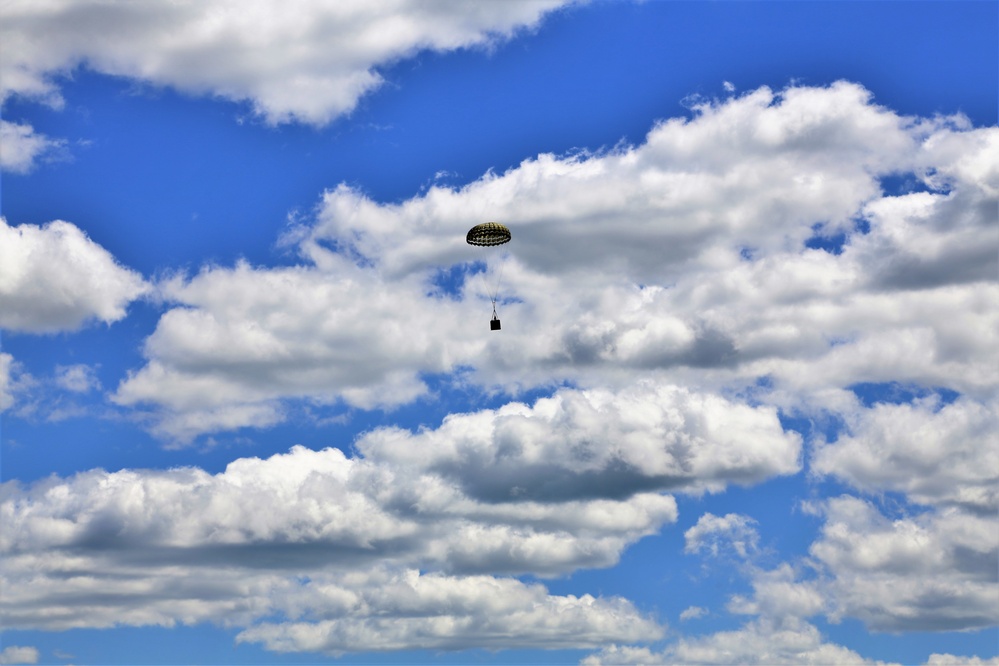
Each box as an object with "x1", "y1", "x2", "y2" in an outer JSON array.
[{"x1": 1, "y1": 1, "x2": 996, "y2": 664}]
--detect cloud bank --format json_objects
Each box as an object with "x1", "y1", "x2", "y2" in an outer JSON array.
[
  {"x1": 0, "y1": 435, "x2": 677, "y2": 650},
  {"x1": 112, "y1": 82, "x2": 997, "y2": 441}
]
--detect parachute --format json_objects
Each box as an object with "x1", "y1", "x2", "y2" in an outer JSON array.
[
  {"x1": 466, "y1": 222, "x2": 511, "y2": 247},
  {"x1": 465, "y1": 223, "x2": 511, "y2": 330}
]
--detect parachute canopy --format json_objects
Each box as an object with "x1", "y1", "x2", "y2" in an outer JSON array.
[{"x1": 466, "y1": 222, "x2": 511, "y2": 247}]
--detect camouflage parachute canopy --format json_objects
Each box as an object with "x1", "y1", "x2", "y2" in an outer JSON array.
[{"x1": 466, "y1": 222, "x2": 511, "y2": 247}]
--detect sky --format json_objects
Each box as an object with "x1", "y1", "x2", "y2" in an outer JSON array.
[{"x1": 0, "y1": 1, "x2": 997, "y2": 664}]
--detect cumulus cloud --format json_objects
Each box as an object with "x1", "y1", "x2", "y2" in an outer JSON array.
[
  {"x1": 809, "y1": 496, "x2": 998, "y2": 632},
  {"x1": 0, "y1": 120, "x2": 64, "y2": 174},
  {"x1": 584, "y1": 617, "x2": 892, "y2": 666},
  {"x1": 3, "y1": 377, "x2": 805, "y2": 650},
  {"x1": 112, "y1": 256, "x2": 474, "y2": 439},
  {"x1": 584, "y1": 563, "x2": 882, "y2": 666},
  {"x1": 925, "y1": 656, "x2": 999, "y2": 666},
  {"x1": 0, "y1": 646, "x2": 38, "y2": 665},
  {"x1": 2, "y1": 375, "x2": 808, "y2": 650},
  {"x1": 114, "y1": 82, "x2": 998, "y2": 439},
  {"x1": 587, "y1": 644, "x2": 999, "y2": 666},
  {"x1": 0, "y1": 218, "x2": 149, "y2": 333},
  {"x1": 306, "y1": 82, "x2": 982, "y2": 279},
  {"x1": 301, "y1": 82, "x2": 997, "y2": 398},
  {"x1": 812, "y1": 396, "x2": 999, "y2": 513},
  {"x1": 8, "y1": 80, "x2": 998, "y2": 657},
  {"x1": 684, "y1": 512, "x2": 760, "y2": 559},
  {"x1": 0, "y1": 438, "x2": 671, "y2": 647},
  {"x1": 581, "y1": 645, "x2": 669, "y2": 665},
  {"x1": 725, "y1": 564, "x2": 824, "y2": 620},
  {"x1": 354, "y1": 382, "x2": 801, "y2": 502},
  {"x1": 0, "y1": 0, "x2": 572, "y2": 126},
  {"x1": 679, "y1": 606, "x2": 707, "y2": 621},
  {"x1": 667, "y1": 618, "x2": 882, "y2": 664},
  {"x1": 585, "y1": 492, "x2": 997, "y2": 664},
  {"x1": 0, "y1": 443, "x2": 661, "y2": 576},
  {"x1": 236, "y1": 571, "x2": 662, "y2": 654},
  {"x1": 805, "y1": 384, "x2": 998, "y2": 636}
]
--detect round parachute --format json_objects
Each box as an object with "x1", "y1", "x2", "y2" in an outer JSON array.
[{"x1": 466, "y1": 222, "x2": 511, "y2": 247}]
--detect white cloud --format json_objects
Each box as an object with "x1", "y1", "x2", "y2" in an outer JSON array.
[
  {"x1": 810, "y1": 496, "x2": 998, "y2": 632},
  {"x1": 0, "y1": 352, "x2": 36, "y2": 415},
  {"x1": 581, "y1": 645, "x2": 666, "y2": 665},
  {"x1": 585, "y1": 498, "x2": 997, "y2": 664},
  {"x1": 0, "y1": 352, "x2": 15, "y2": 412},
  {"x1": 580, "y1": 619, "x2": 999, "y2": 666},
  {"x1": 0, "y1": 380, "x2": 798, "y2": 650},
  {"x1": 303, "y1": 82, "x2": 997, "y2": 398},
  {"x1": 114, "y1": 82, "x2": 998, "y2": 439},
  {"x1": 7, "y1": 80, "x2": 997, "y2": 656},
  {"x1": 0, "y1": 646, "x2": 38, "y2": 665},
  {"x1": 0, "y1": 0, "x2": 572, "y2": 126},
  {"x1": 668, "y1": 617, "x2": 888, "y2": 666},
  {"x1": 813, "y1": 396, "x2": 999, "y2": 512},
  {"x1": 684, "y1": 512, "x2": 760, "y2": 559},
  {"x1": 584, "y1": 563, "x2": 885, "y2": 666},
  {"x1": 583, "y1": 617, "x2": 892, "y2": 666},
  {"x1": 355, "y1": 382, "x2": 801, "y2": 501},
  {"x1": 679, "y1": 605, "x2": 707, "y2": 621},
  {"x1": 0, "y1": 359, "x2": 107, "y2": 422},
  {"x1": 925, "y1": 656, "x2": 999, "y2": 666},
  {"x1": 54, "y1": 364, "x2": 101, "y2": 394},
  {"x1": 725, "y1": 564, "x2": 825, "y2": 620},
  {"x1": 236, "y1": 571, "x2": 663, "y2": 654},
  {"x1": 0, "y1": 218, "x2": 149, "y2": 333},
  {"x1": 0, "y1": 441, "x2": 672, "y2": 644},
  {"x1": 111, "y1": 256, "x2": 482, "y2": 439},
  {"x1": 308, "y1": 82, "x2": 913, "y2": 280},
  {"x1": 0, "y1": 120, "x2": 64, "y2": 174}
]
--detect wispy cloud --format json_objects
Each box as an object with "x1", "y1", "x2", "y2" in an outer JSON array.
[{"x1": 0, "y1": 120, "x2": 65, "y2": 174}]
